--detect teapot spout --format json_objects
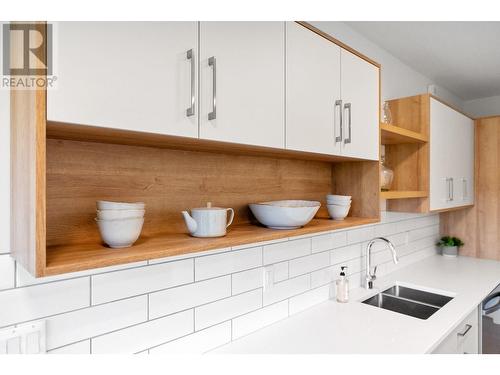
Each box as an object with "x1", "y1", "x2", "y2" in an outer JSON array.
[{"x1": 181, "y1": 211, "x2": 197, "y2": 234}]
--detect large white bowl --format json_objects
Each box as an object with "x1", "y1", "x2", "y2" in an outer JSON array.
[
  {"x1": 96, "y1": 217, "x2": 144, "y2": 248},
  {"x1": 327, "y1": 204, "x2": 351, "y2": 221},
  {"x1": 97, "y1": 200, "x2": 146, "y2": 210},
  {"x1": 97, "y1": 209, "x2": 145, "y2": 221},
  {"x1": 249, "y1": 200, "x2": 320, "y2": 229}
]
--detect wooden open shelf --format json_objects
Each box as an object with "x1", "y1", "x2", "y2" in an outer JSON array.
[
  {"x1": 380, "y1": 190, "x2": 428, "y2": 200},
  {"x1": 380, "y1": 123, "x2": 428, "y2": 145},
  {"x1": 45, "y1": 217, "x2": 378, "y2": 275}
]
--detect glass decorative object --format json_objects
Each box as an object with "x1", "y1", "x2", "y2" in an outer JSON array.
[
  {"x1": 380, "y1": 156, "x2": 394, "y2": 191},
  {"x1": 382, "y1": 101, "x2": 392, "y2": 125}
]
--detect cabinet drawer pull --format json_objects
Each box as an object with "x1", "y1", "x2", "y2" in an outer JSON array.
[
  {"x1": 344, "y1": 102, "x2": 352, "y2": 144},
  {"x1": 462, "y1": 178, "x2": 467, "y2": 199},
  {"x1": 208, "y1": 56, "x2": 217, "y2": 121},
  {"x1": 186, "y1": 49, "x2": 195, "y2": 117},
  {"x1": 457, "y1": 324, "x2": 472, "y2": 337},
  {"x1": 335, "y1": 100, "x2": 343, "y2": 143}
]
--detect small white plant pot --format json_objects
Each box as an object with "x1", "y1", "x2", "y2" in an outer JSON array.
[{"x1": 441, "y1": 246, "x2": 458, "y2": 257}]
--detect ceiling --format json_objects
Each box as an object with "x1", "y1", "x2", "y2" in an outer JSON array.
[{"x1": 345, "y1": 22, "x2": 500, "y2": 101}]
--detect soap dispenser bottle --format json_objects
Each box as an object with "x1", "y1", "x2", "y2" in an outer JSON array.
[{"x1": 335, "y1": 266, "x2": 349, "y2": 303}]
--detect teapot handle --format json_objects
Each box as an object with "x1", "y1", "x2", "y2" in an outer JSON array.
[{"x1": 226, "y1": 208, "x2": 235, "y2": 228}]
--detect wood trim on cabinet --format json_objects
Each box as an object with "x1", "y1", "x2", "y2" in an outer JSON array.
[
  {"x1": 295, "y1": 21, "x2": 381, "y2": 68},
  {"x1": 10, "y1": 22, "x2": 47, "y2": 276}
]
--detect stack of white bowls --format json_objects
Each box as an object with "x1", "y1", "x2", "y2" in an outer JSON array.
[
  {"x1": 95, "y1": 201, "x2": 145, "y2": 248},
  {"x1": 326, "y1": 195, "x2": 351, "y2": 221}
]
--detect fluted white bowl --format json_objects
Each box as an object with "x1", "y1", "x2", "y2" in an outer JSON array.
[
  {"x1": 95, "y1": 217, "x2": 144, "y2": 248},
  {"x1": 97, "y1": 200, "x2": 145, "y2": 210},
  {"x1": 327, "y1": 204, "x2": 351, "y2": 221},
  {"x1": 249, "y1": 200, "x2": 320, "y2": 229},
  {"x1": 97, "y1": 209, "x2": 145, "y2": 221}
]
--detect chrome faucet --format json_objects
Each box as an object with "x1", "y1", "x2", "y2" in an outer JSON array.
[{"x1": 365, "y1": 237, "x2": 399, "y2": 289}]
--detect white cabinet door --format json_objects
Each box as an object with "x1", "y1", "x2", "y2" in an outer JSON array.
[
  {"x1": 285, "y1": 22, "x2": 342, "y2": 155},
  {"x1": 430, "y1": 98, "x2": 457, "y2": 211},
  {"x1": 199, "y1": 22, "x2": 284, "y2": 149},
  {"x1": 432, "y1": 307, "x2": 479, "y2": 354},
  {"x1": 454, "y1": 114, "x2": 475, "y2": 206},
  {"x1": 340, "y1": 49, "x2": 380, "y2": 161},
  {"x1": 48, "y1": 22, "x2": 199, "y2": 137}
]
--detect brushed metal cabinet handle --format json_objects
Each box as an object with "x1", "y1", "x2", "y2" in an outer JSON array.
[
  {"x1": 457, "y1": 324, "x2": 472, "y2": 337},
  {"x1": 186, "y1": 49, "x2": 195, "y2": 117},
  {"x1": 208, "y1": 56, "x2": 216, "y2": 121},
  {"x1": 344, "y1": 102, "x2": 352, "y2": 144},
  {"x1": 335, "y1": 100, "x2": 343, "y2": 143},
  {"x1": 462, "y1": 178, "x2": 467, "y2": 199},
  {"x1": 451, "y1": 177, "x2": 454, "y2": 201}
]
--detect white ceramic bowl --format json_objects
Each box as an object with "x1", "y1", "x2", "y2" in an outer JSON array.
[
  {"x1": 97, "y1": 209, "x2": 145, "y2": 221},
  {"x1": 97, "y1": 200, "x2": 146, "y2": 210},
  {"x1": 326, "y1": 194, "x2": 351, "y2": 202},
  {"x1": 95, "y1": 217, "x2": 144, "y2": 248},
  {"x1": 327, "y1": 198, "x2": 352, "y2": 205},
  {"x1": 327, "y1": 204, "x2": 351, "y2": 221},
  {"x1": 249, "y1": 200, "x2": 320, "y2": 229}
]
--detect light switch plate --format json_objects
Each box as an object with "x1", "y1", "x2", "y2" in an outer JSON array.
[{"x1": 0, "y1": 321, "x2": 46, "y2": 354}]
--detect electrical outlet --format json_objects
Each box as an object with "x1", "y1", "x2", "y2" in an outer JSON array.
[
  {"x1": 263, "y1": 265, "x2": 275, "y2": 291},
  {"x1": 0, "y1": 321, "x2": 46, "y2": 354}
]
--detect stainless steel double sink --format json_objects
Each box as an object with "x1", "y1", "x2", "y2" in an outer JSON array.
[{"x1": 362, "y1": 285, "x2": 454, "y2": 320}]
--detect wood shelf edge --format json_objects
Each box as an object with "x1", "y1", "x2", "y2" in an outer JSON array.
[
  {"x1": 380, "y1": 123, "x2": 428, "y2": 144},
  {"x1": 380, "y1": 190, "x2": 428, "y2": 200},
  {"x1": 44, "y1": 217, "x2": 379, "y2": 276}
]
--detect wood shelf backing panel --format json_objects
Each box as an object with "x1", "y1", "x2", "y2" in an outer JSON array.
[
  {"x1": 45, "y1": 217, "x2": 379, "y2": 275},
  {"x1": 380, "y1": 190, "x2": 428, "y2": 199},
  {"x1": 380, "y1": 123, "x2": 428, "y2": 145},
  {"x1": 46, "y1": 138, "x2": 335, "y2": 247}
]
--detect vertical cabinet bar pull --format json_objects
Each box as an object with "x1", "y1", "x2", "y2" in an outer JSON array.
[
  {"x1": 462, "y1": 178, "x2": 467, "y2": 199},
  {"x1": 451, "y1": 177, "x2": 454, "y2": 201},
  {"x1": 344, "y1": 102, "x2": 352, "y2": 144},
  {"x1": 446, "y1": 178, "x2": 452, "y2": 202},
  {"x1": 186, "y1": 49, "x2": 195, "y2": 117},
  {"x1": 208, "y1": 56, "x2": 217, "y2": 121},
  {"x1": 335, "y1": 100, "x2": 343, "y2": 143}
]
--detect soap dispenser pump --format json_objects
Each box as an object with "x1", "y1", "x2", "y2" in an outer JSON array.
[{"x1": 335, "y1": 266, "x2": 349, "y2": 303}]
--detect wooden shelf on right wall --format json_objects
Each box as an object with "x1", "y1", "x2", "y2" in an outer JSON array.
[
  {"x1": 380, "y1": 123, "x2": 428, "y2": 144},
  {"x1": 380, "y1": 190, "x2": 428, "y2": 200}
]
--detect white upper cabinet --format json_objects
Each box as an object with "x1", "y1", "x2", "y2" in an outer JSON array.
[
  {"x1": 340, "y1": 50, "x2": 380, "y2": 160},
  {"x1": 285, "y1": 22, "x2": 379, "y2": 159},
  {"x1": 48, "y1": 22, "x2": 199, "y2": 138},
  {"x1": 430, "y1": 98, "x2": 475, "y2": 211},
  {"x1": 199, "y1": 22, "x2": 285, "y2": 148},
  {"x1": 285, "y1": 22, "x2": 342, "y2": 155}
]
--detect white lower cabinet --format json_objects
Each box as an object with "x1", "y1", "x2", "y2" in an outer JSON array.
[
  {"x1": 199, "y1": 22, "x2": 285, "y2": 148},
  {"x1": 432, "y1": 307, "x2": 479, "y2": 354},
  {"x1": 430, "y1": 98, "x2": 475, "y2": 211},
  {"x1": 48, "y1": 22, "x2": 199, "y2": 137}
]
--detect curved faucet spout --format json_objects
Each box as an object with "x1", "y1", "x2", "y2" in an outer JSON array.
[{"x1": 365, "y1": 237, "x2": 398, "y2": 289}]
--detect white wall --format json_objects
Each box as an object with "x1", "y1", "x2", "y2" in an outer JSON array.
[
  {"x1": 311, "y1": 22, "x2": 465, "y2": 109},
  {"x1": 463, "y1": 95, "x2": 500, "y2": 118}
]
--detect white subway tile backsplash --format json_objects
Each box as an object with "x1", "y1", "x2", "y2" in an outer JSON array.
[
  {"x1": 289, "y1": 251, "x2": 330, "y2": 278},
  {"x1": 91, "y1": 259, "x2": 193, "y2": 305},
  {"x1": 408, "y1": 224, "x2": 440, "y2": 242},
  {"x1": 331, "y1": 244, "x2": 362, "y2": 265},
  {"x1": 311, "y1": 234, "x2": 333, "y2": 253},
  {"x1": 346, "y1": 225, "x2": 375, "y2": 244},
  {"x1": 149, "y1": 276, "x2": 231, "y2": 319},
  {"x1": 91, "y1": 310, "x2": 193, "y2": 354},
  {"x1": 195, "y1": 247, "x2": 262, "y2": 281},
  {"x1": 310, "y1": 267, "x2": 333, "y2": 288},
  {"x1": 263, "y1": 274, "x2": 310, "y2": 306},
  {"x1": 148, "y1": 247, "x2": 231, "y2": 265},
  {"x1": 48, "y1": 340, "x2": 91, "y2": 354},
  {"x1": 16, "y1": 261, "x2": 148, "y2": 287},
  {"x1": 289, "y1": 285, "x2": 330, "y2": 315},
  {"x1": 0, "y1": 277, "x2": 90, "y2": 327},
  {"x1": 232, "y1": 301, "x2": 288, "y2": 339},
  {"x1": 195, "y1": 289, "x2": 262, "y2": 330},
  {"x1": 263, "y1": 238, "x2": 311, "y2": 265},
  {"x1": 46, "y1": 296, "x2": 147, "y2": 350},
  {"x1": 232, "y1": 268, "x2": 262, "y2": 295},
  {"x1": 149, "y1": 321, "x2": 231, "y2": 354},
  {"x1": 0, "y1": 255, "x2": 15, "y2": 290},
  {"x1": 273, "y1": 261, "x2": 289, "y2": 282}
]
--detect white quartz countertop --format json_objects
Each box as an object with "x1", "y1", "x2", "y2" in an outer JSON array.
[{"x1": 213, "y1": 255, "x2": 500, "y2": 354}]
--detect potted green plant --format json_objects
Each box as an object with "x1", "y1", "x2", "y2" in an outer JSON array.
[{"x1": 436, "y1": 236, "x2": 464, "y2": 257}]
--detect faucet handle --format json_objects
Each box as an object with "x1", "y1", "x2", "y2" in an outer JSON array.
[{"x1": 373, "y1": 265, "x2": 378, "y2": 276}]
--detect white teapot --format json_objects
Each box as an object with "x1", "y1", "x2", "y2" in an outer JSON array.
[{"x1": 182, "y1": 202, "x2": 234, "y2": 238}]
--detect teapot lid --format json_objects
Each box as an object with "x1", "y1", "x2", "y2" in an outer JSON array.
[{"x1": 192, "y1": 202, "x2": 226, "y2": 211}]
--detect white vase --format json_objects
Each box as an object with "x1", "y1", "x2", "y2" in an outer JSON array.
[{"x1": 442, "y1": 246, "x2": 458, "y2": 257}]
